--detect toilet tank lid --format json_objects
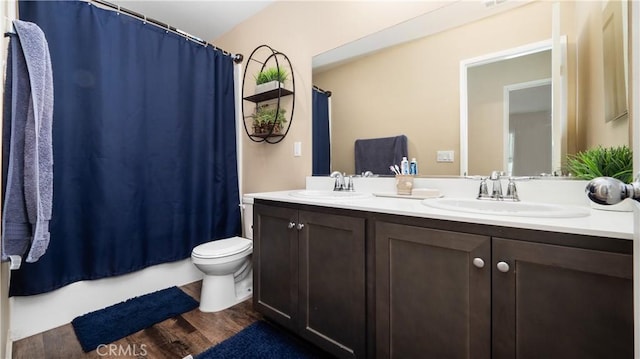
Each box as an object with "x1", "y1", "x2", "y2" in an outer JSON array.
[{"x1": 192, "y1": 236, "x2": 252, "y2": 258}]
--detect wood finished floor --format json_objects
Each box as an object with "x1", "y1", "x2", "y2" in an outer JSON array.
[{"x1": 12, "y1": 281, "x2": 263, "y2": 359}]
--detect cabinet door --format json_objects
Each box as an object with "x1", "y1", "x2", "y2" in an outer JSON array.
[
  {"x1": 375, "y1": 222, "x2": 491, "y2": 359},
  {"x1": 298, "y1": 210, "x2": 366, "y2": 359},
  {"x1": 492, "y1": 238, "x2": 633, "y2": 359},
  {"x1": 253, "y1": 204, "x2": 299, "y2": 331}
]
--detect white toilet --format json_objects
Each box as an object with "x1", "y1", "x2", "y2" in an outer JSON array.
[{"x1": 191, "y1": 236, "x2": 253, "y2": 312}]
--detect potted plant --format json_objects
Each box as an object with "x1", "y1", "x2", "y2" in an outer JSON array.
[
  {"x1": 251, "y1": 105, "x2": 287, "y2": 136},
  {"x1": 254, "y1": 66, "x2": 288, "y2": 94},
  {"x1": 566, "y1": 145, "x2": 633, "y2": 211}
]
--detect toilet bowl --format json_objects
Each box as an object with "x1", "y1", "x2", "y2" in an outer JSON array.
[{"x1": 191, "y1": 236, "x2": 253, "y2": 312}]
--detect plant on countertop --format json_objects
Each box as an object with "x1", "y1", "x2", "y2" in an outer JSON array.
[
  {"x1": 255, "y1": 66, "x2": 288, "y2": 85},
  {"x1": 566, "y1": 145, "x2": 633, "y2": 183},
  {"x1": 251, "y1": 105, "x2": 287, "y2": 135}
]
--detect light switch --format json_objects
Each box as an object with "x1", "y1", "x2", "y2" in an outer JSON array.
[
  {"x1": 294, "y1": 141, "x2": 302, "y2": 157},
  {"x1": 436, "y1": 150, "x2": 454, "y2": 163}
]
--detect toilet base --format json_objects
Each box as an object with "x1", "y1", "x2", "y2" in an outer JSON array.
[{"x1": 199, "y1": 273, "x2": 253, "y2": 313}]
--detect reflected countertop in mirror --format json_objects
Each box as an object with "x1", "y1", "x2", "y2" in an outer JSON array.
[{"x1": 312, "y1": 0, "x2": 630, "y2": 177}]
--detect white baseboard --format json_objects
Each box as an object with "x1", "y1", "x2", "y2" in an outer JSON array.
[{"x1": 10, "y1": 259, "x2": 202, "y2": 341}]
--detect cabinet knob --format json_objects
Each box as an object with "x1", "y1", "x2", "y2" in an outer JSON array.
[
  {"x1": 296, "y1": 223, "x2": 305, "y2": 230},
  {"x1": 496, "y1": 261, "x2": 510, "y2": 273},
  {"x1": 472, "y1": 257, "x2": 485, "y2": 268},
  {"x1": 288, "y1": 222, "x2": 296, "y2": 229}
]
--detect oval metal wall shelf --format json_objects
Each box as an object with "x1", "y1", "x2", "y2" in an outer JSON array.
[{"x1": 241, "y1": 45, "x2": 295, "y2": 144}]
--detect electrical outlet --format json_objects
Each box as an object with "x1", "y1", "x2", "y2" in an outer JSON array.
[
  {"x1": 436, "y1": 150, "x2": 454, "y2": 163},
  {"x1": 294, "y1": 141, "x2": 302, "y2": 157}
]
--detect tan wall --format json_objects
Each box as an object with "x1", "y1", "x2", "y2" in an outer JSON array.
[
  {"x1": 314, "y1": 1, "x2": 572, "y2": 176},
  {"x1": 216, "y1": 1, "x2": 446, "y2": 192},
  {"x1": 575, "y1": 0, "x2": 630, "y2": 151}
]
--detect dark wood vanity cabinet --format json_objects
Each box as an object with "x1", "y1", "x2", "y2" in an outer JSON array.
[
  {"x1": 492, "y1": 237, "x2": 633, "y2": 359},
  {"x1": 375, "y1": 221, "x2": 491, "y2": 359},
  {"x1": 254, "y1": 200, "x2": 633, "y2": 359},
  {"x1": 375, "y1": 220, "x2": 633, "y2": 359},
  {"x1": 253, "y1": 202, "x2": 366, "y2": 359}
]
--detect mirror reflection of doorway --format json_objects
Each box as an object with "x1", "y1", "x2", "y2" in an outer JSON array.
[{"x1": 504, "y1": 79, "x2": 552, "y2": 176}]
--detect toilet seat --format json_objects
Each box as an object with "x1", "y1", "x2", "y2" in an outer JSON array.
[{"x1": 192, "y1": 236, "x2": 252, "y2": 259}]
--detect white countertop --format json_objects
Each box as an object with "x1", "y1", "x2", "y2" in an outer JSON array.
[{"x1": 244, "y1": 189, "x2": 633, "y2": 240}]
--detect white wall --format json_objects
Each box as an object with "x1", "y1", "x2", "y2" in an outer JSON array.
[
  {"x1": 630, "y1": 2, "x2": 639, "y2": 357},
  {"x1": 1, "y1": 262, "x2": 10, "y2": 359}
]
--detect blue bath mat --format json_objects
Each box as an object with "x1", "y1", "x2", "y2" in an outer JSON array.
[
  {"x1": 196, "y1": 321, "x2": 327, "y2": 359},
  {"x1": 72, "y1": 286, "x2": 199, "y2": 352}
]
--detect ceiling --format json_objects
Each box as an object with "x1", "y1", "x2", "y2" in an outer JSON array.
[{"x1": 109, "y1": 1, "x2": 273, "y2": 42}]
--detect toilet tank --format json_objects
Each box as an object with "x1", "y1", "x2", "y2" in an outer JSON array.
[{"x1": 241, "y1": 197, "x2": 253, "y2": 240}]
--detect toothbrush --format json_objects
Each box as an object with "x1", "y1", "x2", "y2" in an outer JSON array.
[
  {"x1": 390, "y1": 165, "x2": 400, "y2": 175},
  {"x1": 394, "y1": 165, "x2": 401, "y2": 175}
]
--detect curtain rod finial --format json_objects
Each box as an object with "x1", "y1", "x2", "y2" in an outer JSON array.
[{"x1": 233, "y1": 54, "x2": 243, "y2": 64}]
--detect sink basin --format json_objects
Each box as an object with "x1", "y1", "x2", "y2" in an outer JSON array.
[
  {"x1": 421, "y1": 198, "x2": 590, "y2": 218},
  {"x1": 288, "y1": 190, "x2": 372, "y2": 201}
]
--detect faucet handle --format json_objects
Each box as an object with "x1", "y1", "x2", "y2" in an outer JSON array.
[
  {"x1": 505, "y1": 178, "x2": 519, "y2": 201},
  {"x1": 477, "y1": 177, "x2": 489, "y2": 199},
  {"x1": 346, "y1": 176, "x2": 354, "y2": 191}
]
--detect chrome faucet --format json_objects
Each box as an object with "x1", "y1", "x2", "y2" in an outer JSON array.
[
  {"x1": 477, "y1": 171, "x2": 520, "y2": 201},
  {"x1": 585, "y1": 175, "x2": 640, "y2": 205},
  {"x1": 477, "y1": 177, "x2": 491, "y2": 199},
  {"x1": 503, "y1": 178, "x2": 520, "y2": 201},
  {"x1": 330, "y1": 171, "x2": 354, "y2": 191},
  {"x1": 330, "y1": 171, "x2": 345, "y2": 191}
]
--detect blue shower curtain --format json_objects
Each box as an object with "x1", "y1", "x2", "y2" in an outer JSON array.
[
  {"x1": 10, "y1": 1, "x2": 240, "y2": 296},
  {"x1": 312, "y1": 88, "x2": 330, "y2": 175}
]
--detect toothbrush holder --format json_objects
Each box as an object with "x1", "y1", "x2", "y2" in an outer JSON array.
[{"x1": 395, "y1": 175, "x2": 414, "y2": 195}]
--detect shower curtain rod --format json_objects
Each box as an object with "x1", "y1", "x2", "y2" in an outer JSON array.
[
  {"x1": 313, "y1": 85, "x2": 332, "y2": 97},
  {"x1": 88, "y1": 0, "x2": 243, "y2": 63}
]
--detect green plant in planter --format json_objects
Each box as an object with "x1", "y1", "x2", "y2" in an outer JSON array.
[
  {"x1": 255, "y1": 66, "x2": 288, "y2": 85},
  {"x1": 251, "y1": 106, "x2": 287, "y2": 135},
  {"x1": 566, "y1": 145, "x2": 633, "y2": 183}
]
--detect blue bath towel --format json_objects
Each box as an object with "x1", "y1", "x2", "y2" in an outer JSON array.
[
  {"x1": 1, "y1": 20, "x2": 54, "y2": 263},
  {"x1": 354, "y1": 135, "x2": 408, "y2": 175}
]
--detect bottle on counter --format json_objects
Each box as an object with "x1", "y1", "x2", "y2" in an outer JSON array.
[
  {"x1": 400, "y1": 157, "x2": 409, "y2": 175},
  {"x1": 410, "y1": 158, "x2": 418, "y2": 175}
]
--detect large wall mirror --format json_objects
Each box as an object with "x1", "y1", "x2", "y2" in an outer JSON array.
[{"x1": 312, "y1": 0, "x2": 630, "y2": 177}]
